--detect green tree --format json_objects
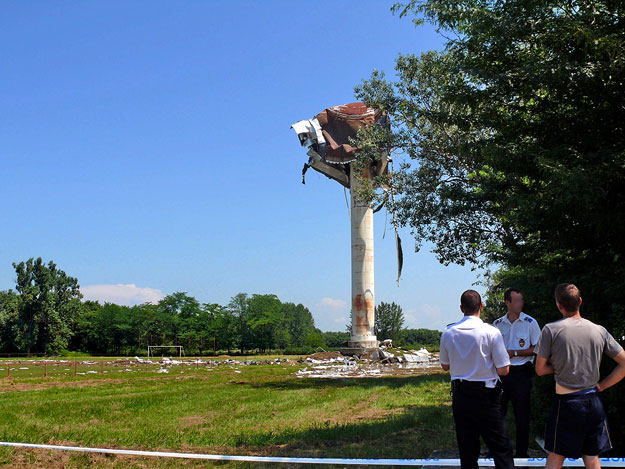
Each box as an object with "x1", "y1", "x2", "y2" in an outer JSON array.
[
  {"x1": 401, "y1": 328, "x2": 442, "y2": 348},
  {"x1": 159, "y1": 292, "x2": 202, "y2": 320},
  {"x1": 304, "y1": 332, "x2": 325, "y2": 349},
  {"x1": 246, "y1": 294, "x2": 289, "y2": 352},
  {"x1": 228, "y1": 293, "x2": 251, "y2": 353},
  {"x1": 282, "y1": 302, "x2": 317, "y2": 347},
  {"x1": 13, "y1": 258, "x2": 83, "y2": 354},
  {"x1": 157, "y1": 292, "x2": 201, "y2": 346},
  {"x1": 0, "y1": 290, "x2": 20, "y2": 352},
  {"x1": 356, "y1": 1, "x2": 625, "y2": 271},
  {"x1": 135, "y1": 303, "x2": 165, "y2": 351},
  {"x1": 322, "y1": 331, "x2": 350, "y2": 348},
  {"x1": 205, "y1": 303, "x2": 239, "y2": 354},
  {"x1": 69, "y1": 300, "x2": 101, "y2": 353},
  {"x1": 374, "y1": 301, "x2": 405, "y2": 341}
]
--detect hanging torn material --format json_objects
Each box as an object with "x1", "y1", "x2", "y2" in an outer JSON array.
[
  {"x1": 395, "y1": 232, "x2": 403, "y2": 286},
  {"x1": 389, "y1": 162, "x2": 403, "y2": 286}
]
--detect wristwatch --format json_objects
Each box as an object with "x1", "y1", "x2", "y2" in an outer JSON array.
[{"x1": 514, "y1": 350, "x2": 518, "y2": 357}]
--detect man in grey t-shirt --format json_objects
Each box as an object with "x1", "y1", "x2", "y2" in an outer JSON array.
[{"x1": 535, "y1": 283, "x2": 625, "y2": 469}]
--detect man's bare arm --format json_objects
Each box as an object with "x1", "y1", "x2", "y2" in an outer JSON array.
[
  {"x1": 441, "y1": 363, "x2": 450, "y2": 371},
  {"x1": 496, "y1": 365, "x2": 509, "y2": 376},
  {"x1": 535, "y1": 355, "x2": 554, "y2": 376},
  {"x1": 596, "y1": 350, "x2": 625, "y2": 392}
]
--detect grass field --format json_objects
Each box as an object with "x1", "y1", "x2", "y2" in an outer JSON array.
[{"x1": 0, "y1": 357, "x2": 454, "y2": 468}]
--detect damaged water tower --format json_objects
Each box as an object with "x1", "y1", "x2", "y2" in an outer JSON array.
[{"x1": 291, "y1": 102, "x2": 397, "y2": 350}]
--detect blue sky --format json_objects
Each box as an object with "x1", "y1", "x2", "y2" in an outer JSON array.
[{"x1": 1, "y1": 1, "x2": 487, "y2": 332}]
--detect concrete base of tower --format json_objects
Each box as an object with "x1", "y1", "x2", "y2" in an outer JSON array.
[{"x1": 345, "y1": 335, "x2": 379, "y2": 351}]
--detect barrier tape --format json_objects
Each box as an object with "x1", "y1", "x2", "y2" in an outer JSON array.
[{"x1": 1, "y1": 442, "x2": 625, "y2": 466}]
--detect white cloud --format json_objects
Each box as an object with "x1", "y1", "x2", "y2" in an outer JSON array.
[
  {"x1": 313, "y1": 297, "x2": 349, "y2": 331},
  {"x1": 80, "y1": 284, "x2": 164, "y2": 306},
  {"x1": 319, "y1": 297, "x2": 347, "y2": 311},
  {"x1": 404, "y1": 308, "x2": 418, "y2": 326},
  {"x1": 402, "y1": 303, "x2": 458, "y2": 331},
  {"x1": 422, "y1": 303, "x2": 442, "y2": 317}
]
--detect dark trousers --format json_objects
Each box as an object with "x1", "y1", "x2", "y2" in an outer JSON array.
[
  {"x1": 451, "y1": 380, "x2": 514, "y2": 469},
  {"x1": 500, "y1": 364, "x2": 532, "y2": 457}
]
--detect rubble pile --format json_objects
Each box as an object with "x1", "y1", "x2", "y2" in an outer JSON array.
[{"x1": 296, "y1": 347, "x2": 440, "y2": 379}]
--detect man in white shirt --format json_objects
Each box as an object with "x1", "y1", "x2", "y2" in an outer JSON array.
[
  {"x1": 440, "y1": 290, "x2": 514, "y2": 469},
  {"x1": 493, "y1": 288, "x2": 541, "y2": 458}
]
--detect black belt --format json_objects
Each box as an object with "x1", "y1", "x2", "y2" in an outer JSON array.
[
  {"x1": 452, "y1": 379, "x2": 489, "y2": 391},
  {"x1": 451, "y1": 380, "x2": 502, "y2": 399}
]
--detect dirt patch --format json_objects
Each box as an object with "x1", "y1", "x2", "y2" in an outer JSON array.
[
  {"x1": 0, "y1": 441, "x2": 298, "y2": 468},
  {"x1": 178, "y1": 412, "x2": 216, "y2": 429},
  {"x1": 58, "y1": 418, "x2": 102, "y2": 432},
  {"x1": 324, "y1": 405, "x2": 406, "y2": 426},
  {"x1": 0, "y1": 447, "x2": 210, "y2": 468},
  {"x1": 306, "y1": 351, "x2": 342, "y2": 360},
  {"x1": 322, "y1": 393, "x2": 401, "y2": 425},
  {"x1": 0, "y1": 374, "x2": 202, "y2": 393},
  {"x1": 0, "y1": 378, "x2": 128, "y2": 393}
]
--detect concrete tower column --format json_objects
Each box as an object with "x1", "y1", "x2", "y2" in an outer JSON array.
[{"x1": 349, "y1": 170, "x2": 378, "y2": 349}]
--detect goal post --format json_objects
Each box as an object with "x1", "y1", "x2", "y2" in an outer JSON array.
[{"x1": 147, "y1": 345, "x2": 184, "y2": 358}]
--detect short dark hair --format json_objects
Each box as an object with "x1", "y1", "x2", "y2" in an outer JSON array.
[
  {"x1": 504, "y1": 288, "x2": 522, "y2": 303},
  {"x1": 461, "y1": 290, "x2": 482, "y2": 314},
  {"x1": 555, "y1": 283, "x2": 581, "y2": 312}
]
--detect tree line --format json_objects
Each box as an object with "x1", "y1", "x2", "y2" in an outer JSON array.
[
  {"x1": 0, "y1": 258, "x2": 322, "y2": 355},
  {"x1": 0, "y1": 258, "x2": 441, "y2": 356}
]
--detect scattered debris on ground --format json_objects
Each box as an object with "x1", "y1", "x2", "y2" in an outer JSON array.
[
  {"x1": 0, "y1": 356, "x2": 300, "y2": 380},
  {"x1": 0, "y1": 350, "x2": 440, "y2": 380},
  {"x1": 296, "y1": 347, "x2": 440, "y2": 378}
]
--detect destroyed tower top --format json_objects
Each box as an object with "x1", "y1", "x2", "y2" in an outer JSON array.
[
  {"x1": 291, "y1": 102, "x2": 389, "y2": 188},
  {"x1": 316, "y1": 103, "x2": 384, "y2": 164}
]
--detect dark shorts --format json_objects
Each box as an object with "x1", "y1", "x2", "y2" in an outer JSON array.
[{"x1": 545, "y1": 391, "x2": 612, "y2": 458}]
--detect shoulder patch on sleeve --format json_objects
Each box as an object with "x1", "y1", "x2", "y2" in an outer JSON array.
[{"x1": 493, "y1": 318, "x2": 502, "y2": 325}]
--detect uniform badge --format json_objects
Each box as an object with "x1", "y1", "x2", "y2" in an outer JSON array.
[{"x1": 519, "y1": 338, "x2": 525, "y2": 347}]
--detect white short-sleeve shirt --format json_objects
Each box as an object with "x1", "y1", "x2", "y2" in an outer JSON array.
[
  {"x1": 493, "y1": 312, "x2": 541, "y2": 366},
  {"x1": 440, "y1": 315, "x2": 510, "y2": 388}
]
